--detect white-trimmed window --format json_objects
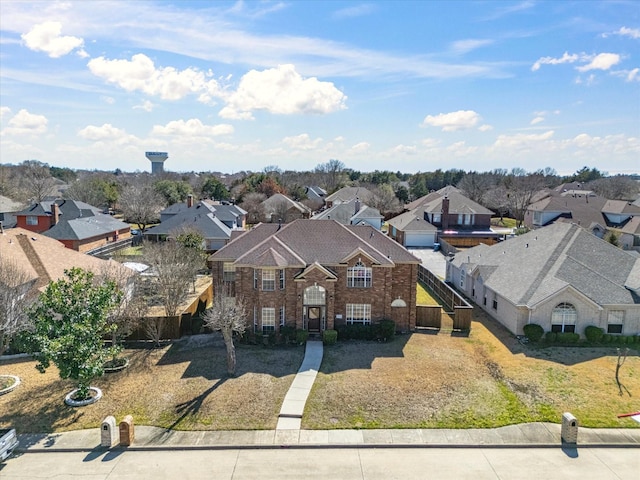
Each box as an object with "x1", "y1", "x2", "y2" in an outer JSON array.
[
  {"x1": 346, "y1": 303, "x2": 371, "y2": 324},
  {"x1": 460, "y1": 269, "x2": 465, "y2": 288},
  {"x1": 347, "y1": 260, "x2": 372, "y2": 288},
  {"x1": 551, "y1": 303, "x2": 577, "y2": 333},
  {"x1": 262, "y1": 269, "x2": 275, "y2": 291},
  {"x1": 279, "y1": 269, "x2": 285, "y2": 290},
  {"x1": 253, "y1": 269, "x2": 258, "y2": 289},
  {"x1": 607, "y1": 310, "x2": 624, "y2": 334},
  {"x1": 432, "y1": 213, "x2": 441, "y2": 223},
  {"x1": 304, "y1": 285, "x2": 326, "y2": 305},
  {"x1": 253, "y1": 306, "x2": 257, "y2": 332},
  {"x1": 223, "y1": 263, "x2": 236, "y2": 282},
  {"x1": 262, "y1": 307, "x2": 275, "y2": 333},
  {"x1": 26, "y1": 216, "x2": 38, "y2": 225},
  {"x1": 279, "y1": 306, "x2": 285, "y2": 326}
]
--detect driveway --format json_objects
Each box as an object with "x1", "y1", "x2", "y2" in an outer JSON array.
[{"x1": 408, "y1": 247, "x2": 447, "y2": 279}]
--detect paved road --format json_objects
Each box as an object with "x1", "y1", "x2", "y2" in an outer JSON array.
[{"x1": 2, "y1": 447, "x2": 638, "y2": 479}]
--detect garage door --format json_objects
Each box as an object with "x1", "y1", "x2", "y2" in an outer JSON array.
[{"x1": 404, "y1": 232, "x2": 435, "y2": 247}]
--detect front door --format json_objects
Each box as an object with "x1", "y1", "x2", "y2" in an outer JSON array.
[{"x1": 307, "y1": 307, "x2": 321, "y2": 332}]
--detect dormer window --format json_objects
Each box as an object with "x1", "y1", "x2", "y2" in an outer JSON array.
[{"x1": 347, "y1": 260, "x2": 372, "y2": 288}]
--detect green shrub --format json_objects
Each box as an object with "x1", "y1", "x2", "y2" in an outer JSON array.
[
  {"x1": 323, "y1": 329, "x2": 338, "y2": 345},
  {"x1": 523, "y1": 324, "x2": 544, "y2": 342},
  {"x1": 335, "y1": 324, "x2": 376, "y2": 341},
  {"x1": 280, "y1": 325, "x2": 296, "y2": 344},
  {"x1": 545, "y1": 332, "x2": 557, "y2": 343},
  {"x1": 584, "y1": 325, "x2": 604, "y2": 343},
  {"x1": 601, "y1": 334, "x2": 611, "y2": 343},
  {"x1": 554, "y1": 332, "x2": 579, "y2": 344},
  {"x1": 295, "y1": 329, "x2": 309, "y2": 344},
  {"x1": 614, "y1": 335, "x2": 626, "y2": 344},
  {"x1": 7, "y1": 330, "x2": 38, "y2": 355},
  {"x1": 376, "y1": 319, "x2": 396, "y2": 342}
]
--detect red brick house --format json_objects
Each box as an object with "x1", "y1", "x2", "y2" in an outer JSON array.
[
  {"x1": 15, "y1": 199, "x2": 131, "y2": 253},
  {"x1": 209, "y1": 219, "x2": 419, "y2": 335}
]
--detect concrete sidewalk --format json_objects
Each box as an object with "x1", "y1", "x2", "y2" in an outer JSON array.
[
  {"x1": 16, "y1": 423, "x2": 640, "y2": 452},
  {"x1": 276, "y1": 339, "x2": 324, "y2": 430}
]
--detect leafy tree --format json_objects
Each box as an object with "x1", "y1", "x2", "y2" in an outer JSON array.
[
  {"x1": 65, "y1": 174, "x2": 120, "y2": 209},
  {"x1": 49, "y1": 166, "x2": 77, "y2": 183},
  {"x1": 606, "y1": 231, "x2": 620, "y2": 247},
  {"x1": 154, "y1": 179, "x2": 193, "y2": 205},
  {"x1": 200, "y1": 175, "x2": 230, "y2": 200},
  {"x1": 119, "y1": 184, "x2": 164, "y2": 232},
  {"x1": 256, "y1": 176, "x2": 284, "y2": 197},
  {"x1": 566, "y1": 166, "x2": 605, "y2": 183},
  {"x1": 203, "y1": 283, "x2": 248, "y2": 376},
  {"x1": 174, "y1": 226, "x2": 206, "y2": 251},
  {"x1": 0, "y1": 254, "x2": 36, "y2": 355},
  {"x1": 28, "y1": 268, "x2": 122, "y2": 400},
  {"x1": 394, "y1": 185, "x2": 410, "y2": 204}
]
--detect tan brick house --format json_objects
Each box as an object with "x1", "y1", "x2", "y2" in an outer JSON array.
[{"x1": 209, "y1": 219, "x2": 420, "y2": 335}]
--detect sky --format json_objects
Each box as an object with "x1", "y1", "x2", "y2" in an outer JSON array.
[{"x1": 0, "y1": 1, "x2": 638, "y2": 176}]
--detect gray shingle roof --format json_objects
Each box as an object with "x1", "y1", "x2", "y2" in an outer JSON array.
[
  {"x1": 44, "y1": 214, "x2": 130, "y2": 241},
  {"x1": 312, "y1": 200, "x2": 382, "y2": 224},
  {"x1": 453, "y1": 222, "x2": 640, "y2": 307},
  {"x1": 386, "y1": 210, "x2": 437, "y2": 232},
  {"x1": 325, "y1": 186, "x2": 373, "y2": 204}
]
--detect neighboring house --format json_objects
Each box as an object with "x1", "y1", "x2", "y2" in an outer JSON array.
[
  {"x1": 209, "y1": 219, "x2": 420, "y2": 334},
  {"x1": 619, "y1": 216, "x2": 640, "y2": 252},
  {"x1": 324, "y1": 186, "x2": 373, "y2": 208},
  {"x1": 447, "y1": 222, "x2": 640, "y2": 337},
  {"x1": 305, "y1": 186, "x2": 327, "y2": 207},
  {"x1": 146, "y1": 196, "x2": 246, "y2": 251},
  {"x1": 389, "y1": 186, "x2": 497, "y2": 248},
  {"x1": 260, "y1": 193, "x2": 311, "y2": 223},
  {"x1": 14, "y1": 199, "x2": 131, "y2": 253},
  {"x1": 312, "y1": 198, "x2": 383, "y2": 229},
  {"x1": 524, "y1": 186, "x2": 640, "y2": 233},
  {"x1": 0, "y1": 227, "x2": 133, "y2": 294},
  {"x1": 0, "y1": 195, "x2": 25, "y2": 229},
  {"x1": 386, "y1": 210, "x2": 438, "y2": 247}
]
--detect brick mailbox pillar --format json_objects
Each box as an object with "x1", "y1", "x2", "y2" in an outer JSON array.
[
  {"x1": 119, "y1": 415, "x2": 135, "y2": 446},
  {"x1": 100, "y1": 416, "x2": 118, "y2": 448},
  {"x1": 561, "y1": 412, "x2": 578, "y2": 444}
]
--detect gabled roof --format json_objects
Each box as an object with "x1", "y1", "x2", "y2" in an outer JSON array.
[
  {"x1": 45, "y1": 214, "x2": 130, "y2": 241},
  {"x1": 261, "y1": 193, "x2": 310, "y2": 215},
  {"x1": 602, "y1": 199, "x2": 640, "y2": 215},
  {"x1": 312, "y1": 200, "x2": 382, "y2": 224},
  {"x1": 620, "y1": 216, "x2": 640, "y2": 235},
  {"x1": 210, "y1": 219, "x2": 419, "y2": 267},
  {"x1": 405, "y1": 188, "x2": 492, "y2": 216},
  {"x1": 16, "y1": 199, "x2": 102, "y2": 219},
  {"x1": 325, "y1": 186, "x2": 373, "y2": 204},
  {"x1": 0, "y1": 195, "x2": 24, "y2": 213},
  {"x1": 452, "y1": 222, "x2": 640, "y2": 307},
  {"x1": 294, "y1": 262, "x2": 338, "y2": 281},
  {"x1": 386, "y1": 210, "x2": 438, "y2": 232},
  {"x1": 527, "y1": 194, "x2": 625, "y2": 228},
  {"x1": 0, "y1": 227, "x2": 131, "y2": 291}
]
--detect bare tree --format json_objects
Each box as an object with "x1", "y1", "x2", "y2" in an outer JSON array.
[
  {"x1": 457, "y1": 172, "x2": 496, "y2": 205},
  {"x1": 100, "y1": 262, "x2": 146, "y2": 352},
  {"x1": 19, "y1": 160, "x2": 57, "y2": 202},
  {"x1": 144, "y1": 241, "x2": 203, "y2": 317},
  {"x1": 368, "y1": 184, "x2": 402, "y2": 219},
  {"x1": 0, "y1": 254, "x2": 36, "y2": 354},
  {"x1": 502, "y1": 169, "x2": 546, "y2": 228},
  {"x1": 240, "y1": 192, "x2": 267, "y2": 224},
  {"x1": 202, "y1": 283, "x2": 248, "y2": 376},
  {"x1": 119, "y1": 184, "x2": 164, "y2": 232},
  {"x1": 590, "y1": 176, "x2": 639, "y2": 200},
  {"x1": 315, "y1": 159, "x2": 346, "y2": 193}
]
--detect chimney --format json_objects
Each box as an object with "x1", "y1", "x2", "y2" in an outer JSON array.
[
  {"x1": 51, "y1": 202, "x2": 60, "y2": 226},
  {"x1": 187, "y1": 194, "x2": 194, "y2": 208},
  {"x1": 355, "y1": 197, "x2": 361, "y2": 214},
  {"x1": 441, "y1": 196, "x2": 450, "y2": 230}
]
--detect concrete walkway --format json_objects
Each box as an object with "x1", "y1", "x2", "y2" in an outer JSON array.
[{"x1": 276, "y1": 339, "x2": 324, "y2": 430}]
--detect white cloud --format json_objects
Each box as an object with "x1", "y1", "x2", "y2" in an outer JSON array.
[
  {"x1": 605, "y1": 27, "x2": 640, "y2": 39},
  {"x1": 151, "y1": 119, "x2": 234, "y2": 137},
  {"x1": 0, "y1": 107, "x2": 12, "y2": 120},
  {"x1": 531, "y1": 52, "x2": 579, "y2": 71},
  {"x1": 447, "y1": 141, "x2": 478, "y2": 156},
  {"x1": 421, "y1": 138, "x2": 441, "y2": 148},
  {"x1": 530, "y1": 116, "x2": 545, "y2": 125},
  {"x1": 333, "y1": 4, "x2": 377, "y2": 20},
  {"x1": 348, "y1": 142, "x2": 370, "y2": 153},
  {"x1": 78, "y1": 123, "x2": 129, "y2": 141},
  {"x1": 218, "y1": 64, "x2": 347, "y2": 120},
  {"x1": 1, "y1": 109, "x2": 48, "y2": 136},
  {"x1": 450, "y1": 39, "x2": 494, "y2": 55},
  {"x1": 421, "y1": 110, "x2": 481, "y2": 131},
  {"x1": 626, "y1": 68, "x2": 639, "y2": 82},
  {"x1": 391, "y1": 144, "x2": 418, "y2": 154},
  {"x1": 478, "y1": 124, "x2": 493, "y2": 132},
  {"x1": 133, "y1": 100, "x2": 156, "y2": 112},
  {"x1": 576, "y1": 53, "x2": 620, "y2": 72},
  {"x1": 282, "y1": 133, "x2": 323, "y2": 150},
  {"x1": 101, "y1": 96, "x2": 115, "y2": 105},
  {"x1": 493, "y1": 130, "x2": 555, "y2": 149},
  {"x1": 88, "y1": 54, "x2": 222, "y2": 101},
  {"x1": 21, "y1": 21, "x2": 84, "y2": 58}
]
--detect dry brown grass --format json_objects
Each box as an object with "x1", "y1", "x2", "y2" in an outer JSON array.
[
  {"x1": 2, "y1": 312, "x2": 639, "y2": 433},
  {"x1": 0, "y1": 335, "x2": 304, "y2": 434},
  {"x1": 304, "y1": 310, "x2": 640, "y2": 429}
]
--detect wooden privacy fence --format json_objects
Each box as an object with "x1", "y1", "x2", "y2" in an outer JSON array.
[
  {"x1": 416, "y1": 305, "x2": 441, "y2": 328},
  {"x1": 417, "y1": 264, "x2": 473, "y2": 331}
]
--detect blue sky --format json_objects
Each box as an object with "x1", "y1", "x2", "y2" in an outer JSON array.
[{"x1": 1, "y1": 1, "x2": 638, "y2": 175}]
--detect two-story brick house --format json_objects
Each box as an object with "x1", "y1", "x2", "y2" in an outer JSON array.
[{"x1": 209, "y1": 219, "x2": 420, "y2": 335}]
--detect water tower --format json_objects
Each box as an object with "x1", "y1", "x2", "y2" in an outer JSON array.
[{"x1": 146, "y1": 151, "x2": 168, "y2": 174}]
